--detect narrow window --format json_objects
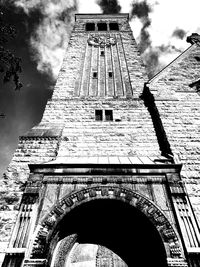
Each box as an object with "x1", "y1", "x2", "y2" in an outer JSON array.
[
  {"x1": 194, "y1": 56, "x2": 200, "y2": 62},
  {"x1": 97, "y1": 23, "x2": 107, "y2": 31},
  {"x1": 93, "y1": 72, "x2": 98, "y2": 78},
  {"x1": 108, "y1": 72, "x2": 113, "y2": 78},
  {"x1": 86, "y1": 23, "x2": 95, "y2": 31},
  {"x1": 95, "y1": 110, "x2": 103, "y2": 121},
  {"x1": 100, "y1": 50, "x2": 105, "y2": 56},
  {"x1": 105, "y1": 110, "x2": 113, "y2": 121},
  {"x1": 189, "y1": 80, "x2": 200, "y2": 93},
  {"x1": 109, "y1": 23, "x2": 119, "y2": 31}
]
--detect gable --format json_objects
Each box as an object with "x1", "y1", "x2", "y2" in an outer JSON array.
[{"x1": 148, "y1": 43, "x2": 200, "y2": 98}]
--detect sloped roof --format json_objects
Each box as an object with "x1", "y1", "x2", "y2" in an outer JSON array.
[{"x1": 147, "y1": 44, "x2": 194, "y2": 85}]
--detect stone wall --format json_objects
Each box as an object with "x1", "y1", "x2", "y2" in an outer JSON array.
[
  {"x1": 148, "y1": 43, "x2": 200, "y2": 223},
  {"x1": 0, "y1": 135, "x2": 60, "y2": 255},
  {"x1": 56, "y1": 99, "x2": 160, "y2": 157},
  {"x1": 0, "y1": 14, "x2": 157, "y2": 256}
]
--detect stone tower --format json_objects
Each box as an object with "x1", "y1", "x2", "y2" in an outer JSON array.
[{"x1": 1, "y1": 14, "x2": 200, "y2": 267}]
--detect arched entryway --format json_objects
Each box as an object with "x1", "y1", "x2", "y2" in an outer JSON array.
[
  {"x1": 31, "y1": 186, "x2": 182, "y2": 266},
  {"x1": 49, "y1": 199, "x2": 168, "y2": 266}
]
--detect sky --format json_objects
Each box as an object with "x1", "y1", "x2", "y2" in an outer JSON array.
[{"x1": 0, "y1": 0, "x2": 200, "y2": 176}]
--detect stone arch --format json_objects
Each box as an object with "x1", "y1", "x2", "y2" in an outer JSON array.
[{"x1": 31, "y1": 185, "x2": 182, "y2": 261}]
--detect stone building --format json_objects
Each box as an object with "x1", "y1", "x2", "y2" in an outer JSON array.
[{"x1": 1, "y1": 13, "x2": 200, "y2": 266}]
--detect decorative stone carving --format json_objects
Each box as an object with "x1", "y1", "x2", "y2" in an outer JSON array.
[
  {"x1": 64, "y1": 197, "x2": 74, "y2": 207},
  {"x1": 45, "y1": 214, "x2": 57, "y2": 228},
  {"x1": 89, "y1": 188, "x2": 97, "y2": 198},
  {"x1": 31, "y1": 227, "x2": 49, "y2": 258},
  {"x1": 113, "y1": 188, "x2": 121, "y2": 198},
  {"x1": 53, "y1": 234, "x2": 77, "y2": 267},
  {"x1": 161, "y1": 227, "x2": 177, "y2": 241},
  {"x1": 125, "y1": 191, "x2": 133, "y2": 202},
  {"x1": 32, "y1": 185, "x2": 182, "y2": 260},
  {"x1": 101, "y1": 187, "x2": 109, "y2": 196},
  {"x1": 167, "y1": 258, "x2": 188, "y2": 267},
  {"x1": 22, "y1": 193, "x2": 38, "y2": 204},
  {"x1": 23, "y1": 259, "x2": 47, "y2": 267},
  {"x1": 87, "y1": 34, "x2": 116, "y2": 47},
  {"x1": 54, "y1": 205, "x2": 64, "y2": 216},
  {"x1": 77, "y1": 191, "x2": 85, "y2": 201},
  {"x1": 169, "y1": 242, "x2": 182, "y2": 258}
]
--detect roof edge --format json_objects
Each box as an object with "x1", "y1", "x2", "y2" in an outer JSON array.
[
  {"x1": 147, "y1": 44, "x2": 194, "y2": 85},
  {"x1": 75, "y1": 13, "x2": 129, "y2": 20}
]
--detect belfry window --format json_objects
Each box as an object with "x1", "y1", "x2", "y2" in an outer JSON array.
[
  {"x1": 97, "y1": 23, "x2": 107, "y2": 31},
  {"x1": 109, "y1": 23, "x2": 119, "y2": 31},
  {"x1": 93, "y1": 72, "x2": 98, "y2": 78},
  {"x1": 95, "y1": 110, "x2": 113, "y2": 121},
  {"x1": 108, "y1": 72, "x2": 113, "y2": 78},
  {"x1": 189, "y1": 79, "x2": 200, "y2": 93},
  {"x1": 95, "y1": 110, "x2": 103, "y2": 121},
  {"x1": 105, "y1": 110, "x2": 113, "y2": 121},
  {"x1": 86, "y1": 23, "x2": 95, "y2": 31}
]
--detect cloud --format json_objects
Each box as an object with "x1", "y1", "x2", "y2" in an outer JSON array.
[
  {"x1": 14, "y1": 0, "x2": 78, "y2": 81},
  {"x1": 143, "y1": 44, "x2": 182, "y2": 79},
  {"x1": 129, "y1": 1, "x2": 185, "y2": 78},
  {"x1": 142, "y1": 48, "x2": 160, "y2": 78},
  {"x1": 96, "y1": 0, "x2": 121, "y2": 14},
  {"x1": 130, "y1": 0, "x2": 151, "y2": 19},
  {"x1": 172, "y1": 28, "x2": 186, "y2": 40},
  {"x1": 130, "y1": 1, "x2": 152, "y2": 53}
]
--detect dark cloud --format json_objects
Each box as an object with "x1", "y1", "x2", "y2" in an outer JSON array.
[
  {"x1": 129, "y1": 1, "x2": 182, "y2": 79},
  {"x1": 130, "y1": 0, "x2": 151, "y2": 19},
  {"x1": 172, "y1": 28, "x2": 186, "y2": 40},
  {"x1": 14, "y1": 0, "x2": 77, "y2": 80},
  {"x1": 143, "y1": 44, "x2": 182, "y2": 79},
  {"x1": 142, "y1": 48, "x2": 161, "y2": 78},
  {"x1": 0, "y1": 1, "x2": 78, "y2": 177},
  {"x1": 139, "y1": 20, "x2": 151, "y2": 53},
  {"x1": 130, "y1": 1, "x2": 152, "y2": 53},
  {"x1": 0, "y1": 3, "x2": 52, "y2": 176},
  {"x1": 97, "y1": 0, "x2": 121, "y2": 14}
]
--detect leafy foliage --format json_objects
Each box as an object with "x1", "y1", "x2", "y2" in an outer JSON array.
[{"x1": 0, "y1": 11, "x2": 22, "y2": 90}]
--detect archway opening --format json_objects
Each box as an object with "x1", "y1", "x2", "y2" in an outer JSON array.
[{"x1": 50, "y1": 199, "x2": 168, "y2": 266}]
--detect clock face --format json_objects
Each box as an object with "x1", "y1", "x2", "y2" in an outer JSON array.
[{"x1": 88, "y1": 34, "x2": 116, "y2": 47}]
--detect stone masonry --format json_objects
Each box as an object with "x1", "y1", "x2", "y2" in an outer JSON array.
[
  {"x1": 0, "y1": 14, "x2": 160, "y2": 253},
  {"x1": 148, "y1": 37, "x2": 200, "y2": 224},
  {"x1": 1, "y1": 14, "x2": 200, "y2": 267}
]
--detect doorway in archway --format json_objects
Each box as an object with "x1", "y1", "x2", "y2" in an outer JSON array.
[{"x1": 54, "y1": 242, "x2": 127, "y2": 267}]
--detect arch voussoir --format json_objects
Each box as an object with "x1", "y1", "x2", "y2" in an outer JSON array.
[{"x1": 31, "y1": 185, "x2": 182, "y2": 260}]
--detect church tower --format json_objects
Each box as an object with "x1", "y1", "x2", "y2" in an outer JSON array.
[{"x1": 1, "y1": 14, "x2": 200, "y2": 267}]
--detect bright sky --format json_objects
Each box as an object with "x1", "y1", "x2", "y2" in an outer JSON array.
[
  {"x1": 79, "y1": 0, "x2": 200, "y2": 65},
  {"x1": 14, "y1": 0, "x2": 200, "y2": 77},
  {"x1": 78, "y1": 0, "x2": 200, "y2": 44}
]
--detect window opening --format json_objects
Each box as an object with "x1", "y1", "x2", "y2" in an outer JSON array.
[
  {"x1": 97, "y1": 23, "x2": 107, "y2": 31},
  {"x1": 108, "y1": 72, "x2": 113, "y2": 78},
  {"x1": 194, "y1": 56, "x2": 200, "y2": 62},
  {"x1": 100, "y1": 50, "x2": 105, "y2": 56},
  {"x1": 189, "y1": 80, "x2": 200, "y2": 94},
  {"x1": 95, "y1": 110, "x2": 103, "y2": 121},
  {"x1": 109, "y1": 23, "x2": 119, "y2": 31},
  {"x1": 105, "y1": 110, "x2": 113, "y2": 121},
  {"x1": 86, "y1": 23, "x2": 95, "y2": 31},
  {"x1": 93, "y1": 72, "x2": 98, "y2": 78}
]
